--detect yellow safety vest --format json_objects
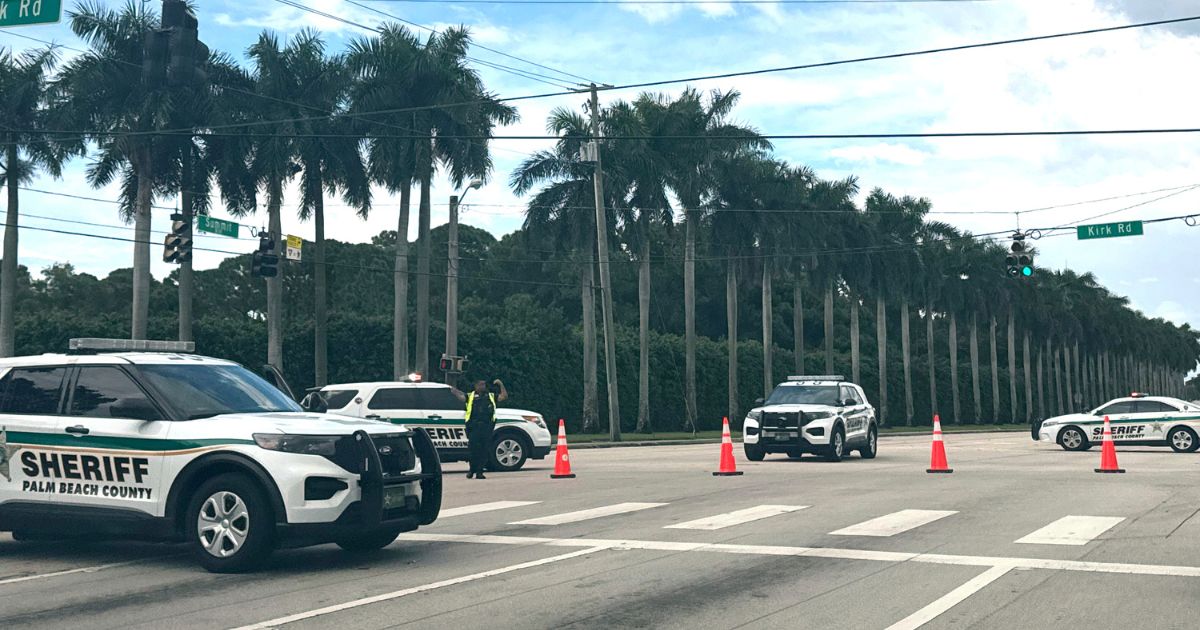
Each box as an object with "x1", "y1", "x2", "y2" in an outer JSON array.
[{"x1": 466, "y1": 392, "x2": 497, "y2": 424}]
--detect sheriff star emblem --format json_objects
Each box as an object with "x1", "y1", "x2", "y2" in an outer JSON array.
[
  {"x1": 0, "y1": 427, "x2": 18, "y2": 482},
  {"x1": 1150, "y1": 422, "x2": 1164, "y2": 434}
]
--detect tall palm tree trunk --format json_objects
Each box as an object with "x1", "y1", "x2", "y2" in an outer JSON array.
[
  {"x1": 823, "y1": 281, "x2": 834, "y2": 374},
  {"x1": 0, "y1": 143, "x2": 19, "y2": 357},
  {"x1": 728, "y1": 261, "x2": 739, "y2": 423},
  {"x1": 1073, "y1": 343, "x2": 1082, "y2": 407},
  {"x1": 1007, "y1": 308, "x2": 1018, "y2": 423},
  {"x1": 762, "y1": 263, "x2": 773, "y2": 397},
  {"x1": 1053, "y1": 345, "x2": 1064, "y2": 415},
  {"x1": 876, "y1": 295, "x2": 887, "y2": 426},
  {"x1": 132, "y1": 150, "x2": 154, "y2": 341},
  {"x1": 393, "y1": 185, "x2": 412, "y2": 379},
  {"x1": 636, "y1": 232, "x2": 652, "y2": 433},
  {"x1": 901, "y1": 297, "x2": 913, "y2": 426},
  {"x1": 794, "y1": 282, "x2": 804, "y2": 374},
  {"x1": 949, "y1": 312, "x2": 960, "y2": 423},
  {"x1": 926, "y1": 300, "x2": 937, "y2": 418},
  {"x1": 178, "y1": 145, "x2": 194, "y2": 343},
  {"x1": 1063, "y1": 344, "x2": 1074, "y2": 413},
  {"x1": 266, "y1": 178, "x2": 284, "y2": 370},
  {"x1": 1023, "y1": 332, "x2": 1033, "y2": 422},
  {"x1": 850, "y1": 296, "x2": 860, "y2": 385},
  {"x1": 1036, "y1": 348, "x2": 1045, "y2": 419},
  {"x1": 970, "y1": 313, "x2": 982, "y2": 423},
  {"x1": 415, "y1": 176, "x2": 433, "y2": 375},
  {"x1": 581, "y1": 263, "x2": 598, "y2": 432},
  {"x1": 989, "y1": 316, "x2": 1000, "y2": 423},
  {"x1": 313, "y1": 191, "x2": 328, "y2": 387},
  {"x1": 684, "y1": 210, "x2": 698, "y2": 431}
]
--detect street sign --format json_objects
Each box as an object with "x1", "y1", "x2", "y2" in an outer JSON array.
[
  {"x1": 196, "y1": 215, "x2": 239, "y2": 238},
  {"x1": 0, "y1": 0, "x2": 62, "y2": 28},
  {"x1": 1076, "y1": 221, "x2": 1143, "y2": 241},
  {"x1": 285, "y1": 235, "x2": 302, "y2": 261}
]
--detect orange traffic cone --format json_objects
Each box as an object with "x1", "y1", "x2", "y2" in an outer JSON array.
[
  {"x1": 713, "y1": 417, "x2": 744, "y2": 476},
  {"x1": 927, "y1": 414, "x2": 953, "y2": 473},
  {"x1": 1095, "y1": 415, "x2": 1125, "y2": 474},
  {"x1": 550, "y1": 419, "x2": 576, "y2": 479}
]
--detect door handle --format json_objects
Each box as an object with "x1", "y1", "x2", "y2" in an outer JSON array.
[
  {"x1": 365, "y1": 414, "x2": 382, "y2": 421},
  {"x1": 426, "y1": 415, "x2": 443, "y2": 420},
  {"x1": 65, "y1": 425, "x2": 90, "y2": 436}
]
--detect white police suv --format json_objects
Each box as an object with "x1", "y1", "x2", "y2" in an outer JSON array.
[
  {"x1": 1035, "y1": 393, "x2": 1200, "y2": 453},
  {"x1": 303, "y1": 378, "x2": 552, "y2": 472},
  {"x1": 742, "y1": 376, "x2": 878, "y2": 462},
  {"x1": 0, "y1": 339, "x2": 442, "y2": 573}
]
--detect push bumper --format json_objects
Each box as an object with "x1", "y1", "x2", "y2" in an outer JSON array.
[{"x1": 531, "y1": 445, "x2": 551, "y2": 460}]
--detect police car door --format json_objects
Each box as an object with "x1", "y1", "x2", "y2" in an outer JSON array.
[
  {"x1": 418, "y1": 387, "x2": 469, "y2": 456},
  {"x1": 58, "y1": 365, "x2": 170, "y2": 516},
  {"x1": 0, "y1": 365, "x2": 69, "y2": 509},
  {"x1": 1090, "y1": 400, "x2": 1135, "y2": 443},
  {"x1": 839, "y1": 385, "x2": 868, "y2": 441},
  {"x1": 1126, "y1": 400, "x2": 1177, "y2": 443}
]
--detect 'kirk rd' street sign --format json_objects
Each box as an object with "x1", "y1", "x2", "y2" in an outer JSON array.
[
  {"x1": 1076, "y1": 221, "x2": 1144, "y2": 240},
  {"x1": 0, "y1": 0, "x2": 62, "y2": 28}
]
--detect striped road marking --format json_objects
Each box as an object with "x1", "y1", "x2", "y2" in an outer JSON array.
[
  {"x1": 664, "y1": 505, "x2": 809, "y2": 531},
  {"x1": 830, "y1": 509, "x2": 958, "y2": 537},
  {"x1": 439, "y1": 501, "x2": 542, "y2": 519},
  {"x1": 884, "y1": 566, "x2": 1013, "y2": 630},
  {"x1": 1015, "y1": 515, "x2": 1125, "y2": 546},
  {"x1": 510, "y1": 502, "x2": 667, "y2": 526}
]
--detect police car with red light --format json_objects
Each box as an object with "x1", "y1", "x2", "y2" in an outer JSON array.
[
  {"x1": 0, "y1": 339, "x2": 442, "y2": 573},
  {"x1": 302, "y1": 376, "x2": 552, "y2": 472},
  {"x1": 742, "y1": 376, "x2": 878, "y2": 462},
  {"x1": 1035, "y1": 392, "x2": 1200, "y2": 453}
]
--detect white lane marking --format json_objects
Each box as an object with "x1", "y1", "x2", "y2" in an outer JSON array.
[
  {"x1": 830, "y1": 509, "x2": 958, "y2": 537},
  {"x1": 510, "y1": 502, "x2": 667, "y2": 526},
  {"x1": 230, "y1": 547, "x2": 606, "y2": 630},
  {"x1": 398, "y1": 533, "x2": 1200, "y2": 577},
  {"x1": 664, "y1": 505, "x2": 809, "y2": 531},
  {"x1": 0, "y1": 558, "x2": 150, "y2": 586},
  {"x1": 438, "y1": 501, "x2": 542, "y2": 518},
  {"x1": 1015, "y1": 516, "x2": 1125, "y2": 546},
  {"x1": 884, "y1": 566, "x2": 1012, "y2": 630}
]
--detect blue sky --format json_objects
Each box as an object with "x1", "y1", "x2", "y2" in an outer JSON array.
[{"x1": 3, "y1": 0, "x2": 1200, "y2": 332}]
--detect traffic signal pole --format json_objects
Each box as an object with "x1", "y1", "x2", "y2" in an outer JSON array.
[{"x1": 588, "y1": 84, "x2": 622, "y2": 442}]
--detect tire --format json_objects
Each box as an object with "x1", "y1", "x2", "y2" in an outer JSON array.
[
  {"x1": 859, "y1": 425, "x2": 878, "y2": 459},
  {"x1": 1168, "y1": 426, "x2": 1200, "y2": 453},
  {"x1": 825, "y1": 426, "x2": 846, "y2": 462},
  {"x1": 744, "y1": 442, "x2": 765, "y2": 461},
  {"x1": 1058, "y1": 426, "x2": 1090, "y2": 452},
  {"x1": 336, "y1": 528, "x2": 403, "y2": 552},
  {"x1": 488, "y1": 432, "x2": 530, "y2": 472},
  {"x1": 185, "y1": 473, "x2": 276, "y2": 574}
]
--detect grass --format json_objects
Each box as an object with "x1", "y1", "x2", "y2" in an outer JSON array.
[{"x1": 569, "y1": 423, "x2": 1027, "y2": 444}]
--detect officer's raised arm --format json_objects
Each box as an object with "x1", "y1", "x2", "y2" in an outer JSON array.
[
  {"x1": 494, "y1": 379, "x2": 509, "y2": 403},
  {"x1": 450, "y1": 387, "x2": 467, "y2": 403}
]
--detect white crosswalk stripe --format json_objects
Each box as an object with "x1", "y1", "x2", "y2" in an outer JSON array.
[
  {"x1": 664, "y1": 505, "x2": 809, "y2": 531},
  {"x1": 510, "y1": 502, "x2": 667, "y2": 526},
  {"x1": 830, "y1": 509, "x2": 958, "y2": 537},
  {"x1": 439, "y1": 501, "x2": 542, "y2": 519},
  {"x1": 1015, "y1": 515, "x2": 1125, "y2": 546}
]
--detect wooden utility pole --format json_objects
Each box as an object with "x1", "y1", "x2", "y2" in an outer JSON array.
[{"x1": 588, "y1": 85, "x2": 621, "y2": 442}]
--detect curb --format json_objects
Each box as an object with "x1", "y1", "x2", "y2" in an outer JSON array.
[{"x1": 570, "y1": 427, "x2": 1027, "y2": 450}]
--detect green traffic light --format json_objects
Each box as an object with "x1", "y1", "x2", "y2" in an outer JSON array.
[{"x1": 1022, "y1": 266, "x2": 1033, "y2": 277}]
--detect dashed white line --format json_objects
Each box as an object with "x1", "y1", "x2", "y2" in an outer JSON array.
[
  {"x1": 1015, "y1": 515, "x2": 1125, "y2": 546},
  {"x1": 510, "y1": 502, "x2": 667, "y2": 526},
  {"x1": 0, "y1": 558, "x2": 152, "y2": 586},
  {"x1": 438, "y1": 501, "x2": 542, "y2": 518},
  {"x1": 664, "y1": 505, "x2": 808, "y2": 531},
  {"x1": 884, "y1": 566, "x2": 1013, "y2": 630},
  {"x1": 830, "y1": 509, "x2": 958, "y2": 537}
]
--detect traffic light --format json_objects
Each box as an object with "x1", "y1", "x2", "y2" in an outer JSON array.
[
  {"x1": 163, "y1": 213, "x2": 192, "y2": 264},
  {"x1": 251, "y1": 233, "x2": 279, "y2": 278},
  {"x1": 1006, "y1": 232, "x2": 1034, "y2": 278},
  {"x1": 162, "y1": 0, "x2": 209, "y2": 87}
]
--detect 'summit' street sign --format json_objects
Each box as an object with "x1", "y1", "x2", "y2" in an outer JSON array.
[
  {"x1": 0, "y1": 0, "x2": 63, "y2": 28},
  {"x1": 1076, "y1": 221, "x2": 1144, "y2": 241}
]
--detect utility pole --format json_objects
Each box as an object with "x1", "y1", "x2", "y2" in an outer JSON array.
[
  {"x1": 446, "y1": 193, "x2": 460, "y2": 375},
  {"x1": 588, "y1": 84, "x2": 621, "y2": 442}
]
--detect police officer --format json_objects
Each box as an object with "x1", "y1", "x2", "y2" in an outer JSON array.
[{"x1": 452, "y1": 379, "x2": 508, "y2": 479}]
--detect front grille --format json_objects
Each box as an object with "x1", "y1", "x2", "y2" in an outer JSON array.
[
  {"x1": 761, "y1": 412, "x2": 805, "y2": 430},
  {"x1": 374, "y1": 434, "x2": 417, "y2": 478}
]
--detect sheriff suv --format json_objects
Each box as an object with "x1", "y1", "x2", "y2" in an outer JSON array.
[
  {"x1": 0, "y1": 339, "x2": 442, "y2": 573},
  {"x1": 742, "y1": 376, "x2": 878, "y2": 462},
  {"x1": 1035, "y1": 393, "x2": 1200, "y2": 453},
  {"x1": 303, "y1": 378, "x2": 552, "y2": 472}
]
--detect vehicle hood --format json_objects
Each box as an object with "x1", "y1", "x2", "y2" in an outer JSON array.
[
  {"x1": 496, "y1": 408, "x2": 542, "y2": 419},
  {"x1": 202, "y1": 412, "x2": 410, "y2": 436},
  {"x1": 755, "y1": 404, "x2": 840, "y2": 414},
  {"x1": 1042, "y1": 413, "x2": 1095, "y2": 425}
]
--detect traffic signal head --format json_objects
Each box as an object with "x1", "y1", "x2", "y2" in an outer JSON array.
[
  {"x1": 1006, "y1": 233, "x2": 1034, "y2": 279},
  {"x1": 163, "y1": 213, "x2": 192, "y2": 264},
  {"x1": 251, "y1": 234, "x2": 279, "y2": 278}
]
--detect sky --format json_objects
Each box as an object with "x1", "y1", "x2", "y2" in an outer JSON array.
[{"x1": 2, "y1": 0, "x2": 1200, "y2": 332}]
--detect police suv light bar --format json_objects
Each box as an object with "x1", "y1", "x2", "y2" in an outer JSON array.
[
  {"x1": 787, "y1": 375, "x2": 844, "y2": 382},
  {"x1": 69, "y1": 338, "x2": 196, "y2": 353}
]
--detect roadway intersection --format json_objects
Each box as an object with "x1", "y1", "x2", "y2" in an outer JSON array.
[{"x1": 2, "y1": 432, "x2": 1199, "y2": 629}]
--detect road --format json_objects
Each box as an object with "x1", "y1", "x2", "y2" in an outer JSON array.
[{"x1": 3, "y1": 431, "x2": 1200, "y2": 629}]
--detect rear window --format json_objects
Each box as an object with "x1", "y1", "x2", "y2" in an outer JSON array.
[
  {"x1": 420, "y1": 388, "x2": 463, "y2": 411},
  {"x1": 1135, "y1": 401, "x2": 1178, "y2": 413},
  {"x1": 368, "y1": 387, "x2": 422, "y2": 410},
  {"x1": 322, "y1": 389, "x2": 358, "y2": 410},
  {"x1": 0, "y1": 367, "x2": 67, "y2": 415}
]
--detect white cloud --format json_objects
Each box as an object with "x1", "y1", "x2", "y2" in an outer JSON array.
[{"x1": 1153, "y1": 300, "x2": 1189, "y2": 325}]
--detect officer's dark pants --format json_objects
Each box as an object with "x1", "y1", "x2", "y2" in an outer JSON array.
[{"x1": 467, "y1": 423, "x2": 493, "y2": 474}]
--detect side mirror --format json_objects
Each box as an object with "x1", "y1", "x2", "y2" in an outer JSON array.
[
  {"x1": 754, "y1": 397, "x2": 765, "y2": 407},
  {"x1": 112, "y1": 398, "x2": 162, "y2": 422}
]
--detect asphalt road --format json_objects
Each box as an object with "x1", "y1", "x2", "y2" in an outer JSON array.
[{"x1": 3, "y1": 431, "x2": 1200, "y2": 629}]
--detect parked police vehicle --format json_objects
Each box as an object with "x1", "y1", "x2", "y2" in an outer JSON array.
[
  {"x1": 0, "y1": 339, "x2": 442, "y2": 573},
  {"x1": 742, "y1": 376, "x2": 878, "y2": 462},
  {"x1": 1035, "y1": 393, "x2": 1200, "y2": 453},
  {"x1": 303, "y1": 378, "x2": 552, "y2": 472}
]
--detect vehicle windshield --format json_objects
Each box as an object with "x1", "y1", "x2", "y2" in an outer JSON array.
[
  {"x1": 138, "y1": 364, "x2": 302, "y2": 419},
  {"x1": 765, "y1": 385, "x2": 840, "y2": 406}
]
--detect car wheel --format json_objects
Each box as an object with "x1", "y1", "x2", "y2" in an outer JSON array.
[
  {"x1": 336, "y1": 528, "x2": 403, "y2": 552},
  {"x1": 859, "y1": 425, "x2": 878, "y2": 459},
  {"x1": 825, "y1": 426, "x2": 846, "y2": 462},
  {"x1": 744, "y1": 442, "x2": 765, "y2": 461},
  {"x1": 1168, "y1": 426, "x2": 1200, "y2": 453},
  {"x1": 1058, "y1": 426, "x2": 1090, "y2": 452},
  {"x1": 488, "y1": 433, "x2": 529, "y2": 472},
  {"x1": 186, "y1": 473, "x2": 275, "y2": 574}
]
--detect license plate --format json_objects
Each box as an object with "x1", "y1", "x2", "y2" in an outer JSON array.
[{"x1": 383, "y1": 486, "x2": 408, "y2": 510}]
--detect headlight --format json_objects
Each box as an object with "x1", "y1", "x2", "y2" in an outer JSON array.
[
  {"x1": 806, "y1": 411, "x2": 834, "y2": 420},
  {"x1": 747, "y1": 410, "x2": 762, "y2": 422},
  {"x1": 521, "y1": 415, "x2": 548, "y2": 430},
  {"x1": 253, "y1": 433, "x2": 339, "y2": 457}
]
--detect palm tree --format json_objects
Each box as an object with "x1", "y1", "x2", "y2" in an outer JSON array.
[{"x1": 1, "y1": 45, "x2": 74, "y2": 357}]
